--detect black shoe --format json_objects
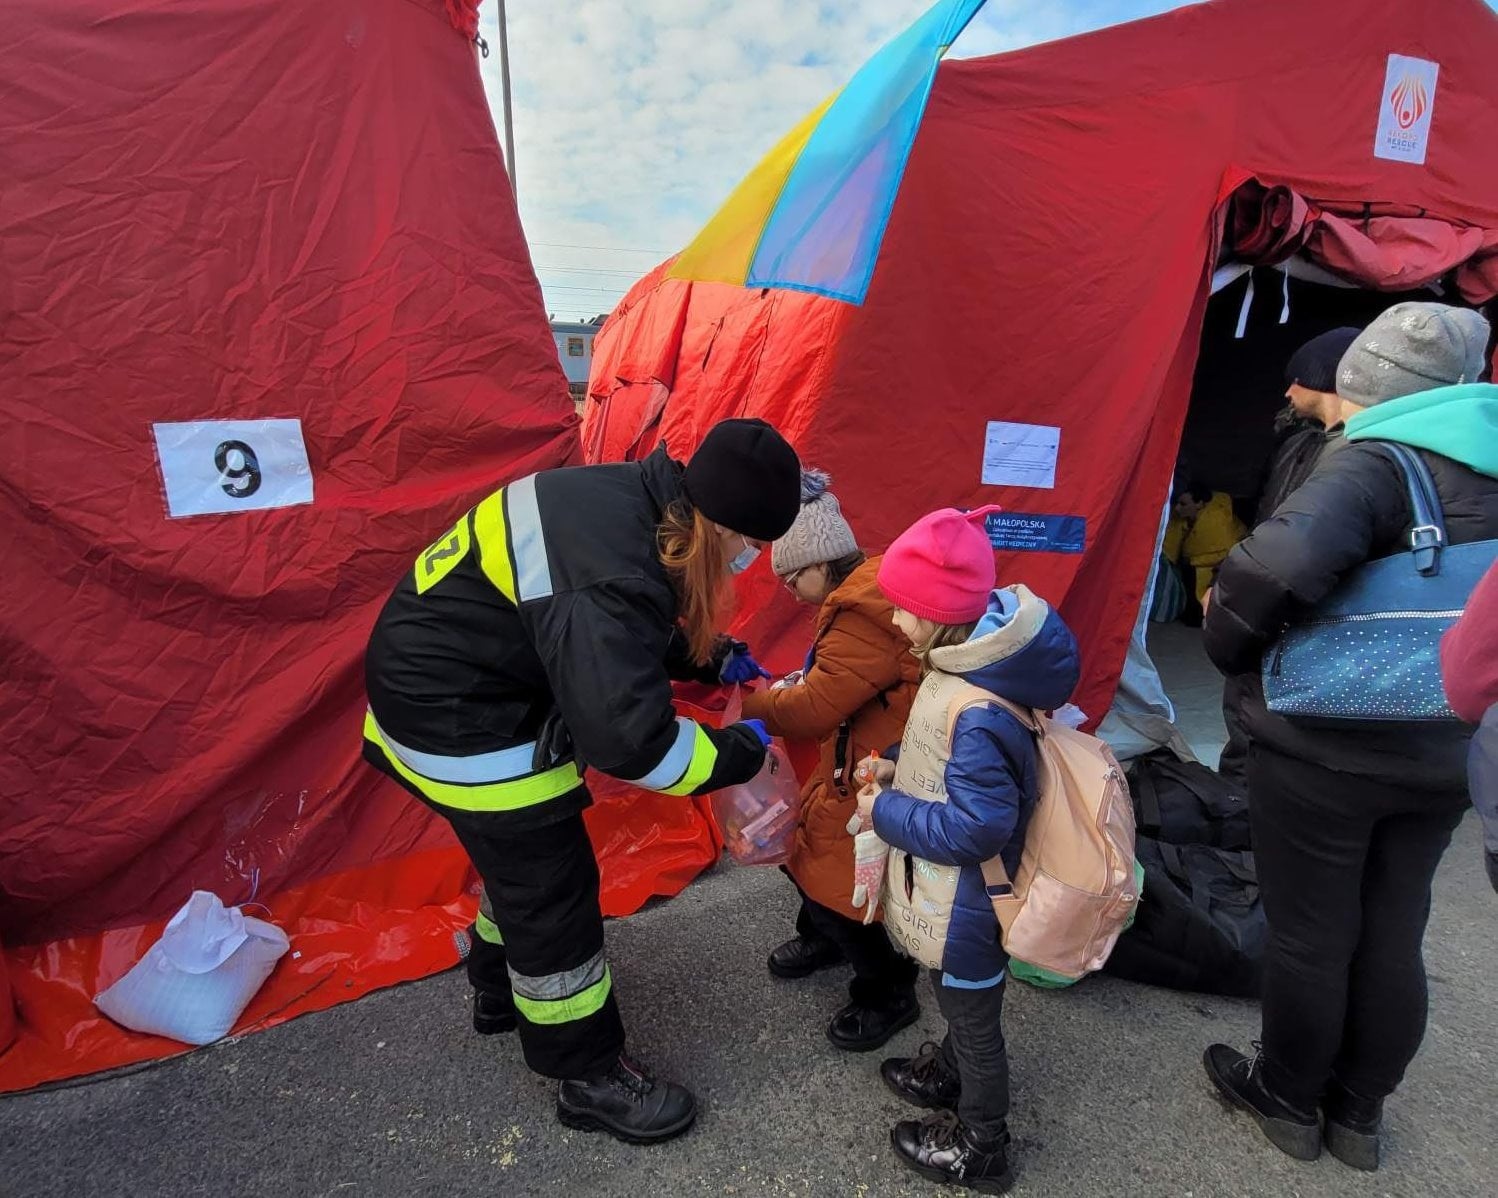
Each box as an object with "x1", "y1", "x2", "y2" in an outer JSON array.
[
  {"x1": 827, "y1": 990, "x2": 919, "y2": 1052},
  {"x1": 767, "y1": 934, "x2": 844, "y2": 980},
  {"x1": 890, "y1": 1111, "x2": 1014, "y2": 1194},
  {"x1": 472, "y1": 990, "x2": 517, "y2": 1035},
  {"x1": 882, "y1": 1040, "x2": 962, "y2": 1111},
  {"x1": 556, "y1": 1053, "x2": 698, "y2": 1145},
  {"x1": 1203, "y1": 1043, "x2": 1321, "y2": 1161},
  {"x1": 1323, "y1": 1079, "x2": 1383, "y2": 1172}
]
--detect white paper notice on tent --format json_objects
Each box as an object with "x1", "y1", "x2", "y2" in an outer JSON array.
[
  {"x1": 153, "y1": 418, "x2": 314, "y2": 518},
  {"x1": 1374, "y1": 54, "x2": 1438, "y2": 166},
  {"x1": 982, "y1": 422, "x2": 1060, "y2": 489}
]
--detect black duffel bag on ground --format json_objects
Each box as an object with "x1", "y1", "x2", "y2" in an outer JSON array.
[
  {"x1": 1125, "y1": 750, "x2": 1251, "y2": 850},
  {"x1": 1102, "y1": 836, "x2": 1265, "y2": 998}
]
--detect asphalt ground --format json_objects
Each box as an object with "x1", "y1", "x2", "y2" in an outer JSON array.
[{"x1": 3, "y1": 631, "x2": 1494, "y2": 1196}]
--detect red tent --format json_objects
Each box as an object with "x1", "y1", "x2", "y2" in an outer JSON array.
[
  {"x1": 587, "y1": 0, "x2": 1498, "y2": 712},
  {"x1": 0, "y1": 0, "x2": 590, "y2": 1088}
]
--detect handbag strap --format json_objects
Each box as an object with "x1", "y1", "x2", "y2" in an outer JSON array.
[{"x1": 1377, "y1": 442, "x2": 1446, "y2": 576}]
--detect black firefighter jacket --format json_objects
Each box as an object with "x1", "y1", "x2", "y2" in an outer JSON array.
[{"x1": 363, "y1": 447, "x2": 764, "y2": 827}]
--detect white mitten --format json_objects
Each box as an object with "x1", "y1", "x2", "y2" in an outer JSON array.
[{"x1": 849, "y1": 824, "x2": 890, "y2": 926}]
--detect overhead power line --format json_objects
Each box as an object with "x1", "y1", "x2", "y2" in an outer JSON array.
[
  {"x1": 529, "y1": 241, "x2": 674, "y2": 256},
  {"x1": 534, "y1": 264, "x2": 651, "y2": 278}
]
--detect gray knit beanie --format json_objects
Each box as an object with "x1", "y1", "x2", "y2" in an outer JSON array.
[
  {"x1": 1338, "y1": 302, "x2": 1491, "y2": 407},
  {"x1": 771, "y1": 469, "x2": 859, "y2": 576}
]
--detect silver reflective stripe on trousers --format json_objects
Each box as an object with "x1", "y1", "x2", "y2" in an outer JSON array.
[
  {"x1": 508, "y1": 947, "x2": 607, "y2": 1000},
  {"x1": 506, "y1": 473, "x2": 555, "y2": 602},
  {"x1": 369, "y1": 713, "x2": 540, "y2": 784},
  {"x1": 624, "y1": 717, "x2": 695, "y2": 791}
]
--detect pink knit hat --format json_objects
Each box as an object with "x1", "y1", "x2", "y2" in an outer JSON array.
[{"x1": 878, "y1": 506, "x2": 1002, "y2": 624}]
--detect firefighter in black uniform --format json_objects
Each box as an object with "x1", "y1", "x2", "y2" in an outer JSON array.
[{"x1": 363, "y1": 418, "x2": 800, "y2": 1144}]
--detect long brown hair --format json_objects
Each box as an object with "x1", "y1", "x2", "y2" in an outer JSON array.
[
  {"x1": 658, "y1": 500, "x2": 733, "y2": 666},
  {"x1": 913, "y1": 620, "x2": 979, "y2": 677}
]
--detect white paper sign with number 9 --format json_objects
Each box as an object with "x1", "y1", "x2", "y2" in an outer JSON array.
[{"x1": 153, "y1": 419, "x2": 314, "y2": 518}]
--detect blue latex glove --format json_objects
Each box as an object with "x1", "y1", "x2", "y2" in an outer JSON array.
[
  {"x1": 720, "y1": 643, "x2": 771, "y2": 684},
  {"x1": 741, "y1": 719, "x2": 772, "y2": 748}
]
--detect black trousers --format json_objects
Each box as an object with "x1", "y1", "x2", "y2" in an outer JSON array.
[
  {"x1": 1217, "y1": 674, "x2": 1252, "y2": 790},
  {"x1": 448, "y1": 803, "x2": 625, "y2": 1081},
  {"x1": 791, "y1": 882, "x2": 919, "y2": 1007},
  {"x1": 933, "y1": 971, "x2": 1010, "y2": 1142},
  {"x1": 1249, "y1": 745, "x2": 1469, "y2": 1111}
]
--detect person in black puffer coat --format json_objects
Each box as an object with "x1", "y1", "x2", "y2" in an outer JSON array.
[
  {"x1": 1199, "y1": 303, "x2": 1498, "y2": 1172},
  {"x1": 1218, "y1": 327, "x2": 1361, "y2": 787}
]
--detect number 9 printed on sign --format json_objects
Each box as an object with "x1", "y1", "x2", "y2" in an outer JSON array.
[
  {"x1": 153, "y1": 419, "x2": 313, "y2": 518},
  {"x1": 214, "y1": 440, "x2": 263, "y2": 498}
]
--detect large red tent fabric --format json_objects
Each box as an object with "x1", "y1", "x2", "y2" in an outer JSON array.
[
  {"x1": 587, "y1": 0, "x2": 1498, "y2": 704},
  {"x1": 0, "y1": 0, "x2": 598, "y2": 1088}
]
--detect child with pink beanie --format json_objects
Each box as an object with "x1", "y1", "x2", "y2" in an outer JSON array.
[{"x1": 854, "y1": 507, "x2": 1080, "y2": 1194}]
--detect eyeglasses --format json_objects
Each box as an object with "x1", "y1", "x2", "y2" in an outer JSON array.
[{"x1": 782, "y1": 567, "x2": 808, "y2": 594}]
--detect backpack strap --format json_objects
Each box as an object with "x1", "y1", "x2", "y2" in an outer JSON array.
[
  {"x1": 942, "y1": 682, "x2": 1037, "y2": 907},
  {"x1": 945, "y1": 683, "x2": 1042, "y2": 737},
  {"x1": 981, "y1": 854, "x2": 1016, "y2": 901}
]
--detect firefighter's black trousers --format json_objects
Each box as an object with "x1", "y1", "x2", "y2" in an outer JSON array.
[{"x1": 448, "y1": 799, "x2": 625, "y2": 1080}]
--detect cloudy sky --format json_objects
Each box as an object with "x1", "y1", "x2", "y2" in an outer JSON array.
[{"x1": 471, "y1": 1, "x2": 1186, "y2": 318}]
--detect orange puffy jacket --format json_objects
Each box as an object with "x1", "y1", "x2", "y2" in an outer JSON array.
[{"x1": 741, "y1": 556, "x2": 918, "y2": 920}]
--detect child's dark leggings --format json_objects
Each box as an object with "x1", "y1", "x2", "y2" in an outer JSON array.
[{"x1": 933, "y1": 970, "x2": 1010, "y2": 1143}]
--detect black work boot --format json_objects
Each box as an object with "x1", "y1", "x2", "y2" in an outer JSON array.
[
  {"x1": 472, "y1": 990, "x2": 517, "y2": 1035},
  {"x1": 556, "y1": 1053, "x2": 698, "y2": 1145},
  {"x1": 767, "y1": 934, "x2": 844, "y2": 980},
  {"x1": 1203, "y1": 1043, "x2": 1321, "y2": 1161},
  {"x1": 882, "y1": 1040, "x2": 962, "y2": 1111},
  {"x1": 1323, "y1": 1078, "x2": 1383, "y2": 1172},
  {"x1": 890, "y1": 1111, "x2": 1014, "y2": 1194},
  {"x1": 827, "y1": 988, "x2": 919, "y2": 1052}
]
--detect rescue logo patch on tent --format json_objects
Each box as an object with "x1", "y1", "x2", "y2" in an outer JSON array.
[
  {"x1": 153, "y1": 419, "x2": 314, "y2": 518},
  {"x1": 1374, "y1": 54, "x2": 1439, "y2": 165}
]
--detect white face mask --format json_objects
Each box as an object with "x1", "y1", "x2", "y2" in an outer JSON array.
[{"x1": 728, "y1": 538, "x2": 760, "y2": 575}]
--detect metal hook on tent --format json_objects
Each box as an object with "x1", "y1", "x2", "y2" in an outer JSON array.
[{"x1": 475, "y1": 33, "x2": 490, "y2": 59}]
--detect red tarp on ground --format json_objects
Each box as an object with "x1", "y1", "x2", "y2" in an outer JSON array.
[
  {"x1": 587, "y1": 0, "x2": 1498, "y2": 707},
  {"x1": 0, "y1": 0, "x2": 634, "y2": 1091}
]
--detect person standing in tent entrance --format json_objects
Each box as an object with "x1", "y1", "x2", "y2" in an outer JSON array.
[
  {"x1": 739, "y1": 470, "x2": 921, "y2": 1051},
  {"x1": 1218, "y1": 326, "x2": 1361, "y2": 786},
  {"x1": 362, "y1": 418, "x2": 801, "y2": 1145},
  {"x1": 1201, "y1": 303, "x2": 1498, "y2": 1171}
]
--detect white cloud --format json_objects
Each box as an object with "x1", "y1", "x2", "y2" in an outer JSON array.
[{"x1": 476, "y1": 1, "x2": 1189, "y2": 318}]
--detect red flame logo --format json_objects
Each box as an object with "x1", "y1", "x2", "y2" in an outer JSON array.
[{"x1": 1389, "y1": 74, "x2": 1428, "y2": 131}]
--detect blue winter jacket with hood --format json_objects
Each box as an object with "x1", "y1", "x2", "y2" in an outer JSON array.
[{"x1": 872, "y1": 587, "x2": 1081, "y2": 985}]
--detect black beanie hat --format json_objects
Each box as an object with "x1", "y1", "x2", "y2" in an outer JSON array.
[
  {"x1": 1284, "y1": 327, "x2": 1361, "y2": 393},
  {"x1": 683, "y1": 418, "x2": 801, "y2": 542}
]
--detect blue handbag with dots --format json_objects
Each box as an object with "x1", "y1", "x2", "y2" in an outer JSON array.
[{"x1": 1264, "y1": 443, "x2": 1498, "y2": 722}]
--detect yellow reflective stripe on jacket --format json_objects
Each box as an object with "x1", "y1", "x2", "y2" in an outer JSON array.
[
  {"x1": 512, "y1": 968, "x2": 613, "y2": 1026},
  {"x1": 659, "y1": 724, "x2": 719, "y2": 796},
  {"x1": 363, "y1": 712, "x2": 580, "y2": 813},
  {"x1": 472, "y1": 488, "x2": 517, "y2": 603}
]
